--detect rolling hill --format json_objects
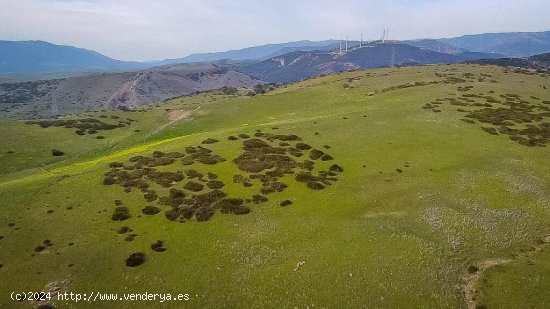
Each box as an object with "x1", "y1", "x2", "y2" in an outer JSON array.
[
  {"x1": 0, "y1": 63, "x2": 262, "y2": 118},
  {"x1": 466, "y1": 52, "x2": 550, "y2": 69},
  {"x1": 531, "y1": 52, "x2": 550, "y2": 67},
  {"x1": 0, "y1": 64, "x2": 549, "y2": 309}
]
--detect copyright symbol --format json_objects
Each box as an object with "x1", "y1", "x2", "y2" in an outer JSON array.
[{"x1": 12, "y1": 292, "x2": 25, "y2": 301}]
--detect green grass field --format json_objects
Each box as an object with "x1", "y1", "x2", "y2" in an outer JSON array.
[{"x1": 0, "y1": 64, "x2": 549, "y2": 308}]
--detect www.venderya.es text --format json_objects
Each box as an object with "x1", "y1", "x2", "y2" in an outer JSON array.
[{"x1": 11, "y1": 291, "x2": 191, "y2": 303}]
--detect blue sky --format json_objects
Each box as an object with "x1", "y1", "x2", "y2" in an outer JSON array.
[{"x1": 1, "y1": 0, "x2": 549, "y2": 61}]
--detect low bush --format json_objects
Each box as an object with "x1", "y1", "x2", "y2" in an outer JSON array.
[{"x1": 125, "y1": 252, "x2": 146, "y2": 267}]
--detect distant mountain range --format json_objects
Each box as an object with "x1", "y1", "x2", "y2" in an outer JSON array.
[
  {"x1": 0, "y1": 40, "x2": 340, "y2": 77},
  {"x1": 0, "y1": 40, "x2": 149, "y2": 75},
  {"x1": 239, "y1": 42, "x2": 500, "y2": 83},
  {"x1": 158, "y1": 40, "x2": 339, "y2": 65},
  {"x1": 402, "y1": 39, "x2": 469, "y2": 54},
  {"x1": 2, "y1": 31, "x2": 550, "y2": 119},
  {"x1": 404, "y1": 32, "x2": 550, "y2": 58},
  {"x1": 2, "y1": 31, "x2": 550, "y2": 77},
  {"x1": 0, "y1": 40, "x2": 518, "y2": 119},
  {"x1": 440, "y1": 31, "x2": 550, "y2": 58}
]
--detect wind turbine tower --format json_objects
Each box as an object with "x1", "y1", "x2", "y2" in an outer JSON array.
[
  {"x1": 346, "y1": 36, "x2": 348, "y2": 52},
  {"x1": 360, "y1": 34, "x2": 363, "y2": 47}
]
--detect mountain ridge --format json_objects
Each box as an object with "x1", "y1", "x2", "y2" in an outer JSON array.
[
  {"x1": 2, "y1": 31, "x2": 550, "y2": 77},
  {"x1": 240, "y1": 42, "x2": 476, "y2": 83},
  {"x1": 440, "y1": 31, "x2": 550, "y2": 57},
  {"x1": 0, "y1": 40, "x2": 150, "y2": 74},
  {"x1": 0, "y1": 63, "x2": 262, "y2": 118},
  {"x1": 157, "y1": 40, "x2": 339, "y2": 65}
]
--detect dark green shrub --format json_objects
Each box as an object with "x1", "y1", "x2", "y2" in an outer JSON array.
[
  {"x1": 125, "y1": 252, "x2": 146, "y2": 267},
  {"x1": 280, "y1": 200, "x2": 293, "y2": 207},
  {"x1": 51, "y1": 149, "x2": 64, "y2": 156},
  {"x1": 112, "y1": 206, "x2": 131, "y2": 221}
]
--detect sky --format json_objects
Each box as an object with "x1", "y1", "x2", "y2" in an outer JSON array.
[{"x1": 1, "y1": 0, "x2": 549, "y2": 61}]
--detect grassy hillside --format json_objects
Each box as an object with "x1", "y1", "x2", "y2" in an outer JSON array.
[{"x1": 0, "y1": 64, "x2": 549, "y2": 308}]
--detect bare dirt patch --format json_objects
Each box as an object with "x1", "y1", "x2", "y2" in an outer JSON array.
[
  {"x1": 463, "y1": 235, "x2": 550, "y2": 309},
  {"x1": 152, "y1": 107, "x2": 200, "y2": 134}
]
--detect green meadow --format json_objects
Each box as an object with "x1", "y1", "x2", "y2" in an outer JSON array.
[{"x1": 0, "y1": 64, "x2": 549, "y2": 308}]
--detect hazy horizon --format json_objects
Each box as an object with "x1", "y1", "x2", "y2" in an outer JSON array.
[{"x1": 2, "y1": 0, "x2": 550, "y2": 61}]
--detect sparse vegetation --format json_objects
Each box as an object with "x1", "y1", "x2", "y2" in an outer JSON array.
[
  {"x1": 26, "y1": 117, "x2": 135, "y2": 136},
  {"x1": 1, "y1": 64, "x2": 549, "y2": 309}
]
